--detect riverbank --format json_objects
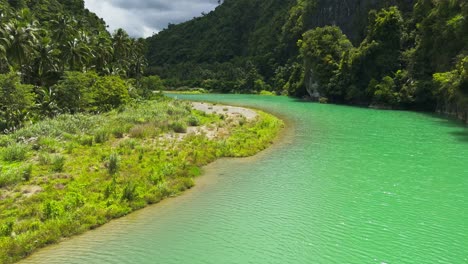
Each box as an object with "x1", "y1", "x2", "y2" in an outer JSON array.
[{"x1": 0, "y1": 97, "x2": 283, "y2": 263}]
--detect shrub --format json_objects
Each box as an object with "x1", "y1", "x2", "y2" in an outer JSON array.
[
  {"x1": 129, "y1": 124, "x2": 157, "y2": 138},
  {"x1": 259, "y1": 90, "x2": 276, "y2": 96},
  {"x1": 0, "y1": 221, "x2": 14, "y2": 237},
  {"x1": 0, "y1": 168, "x2": 22, "y2": 187},
  {"x1": 170, "y1": 121, "x2": 187, "y2": 133},
  {"x1": 121, "y1": 182, "x2": 137, "y2": 201},
  {"x1": 42, "y1": 200, "x2": 63, "y2": 220},
  {"x1": 53, "y1": 71, "x2": 98, "y2": 113},
  {"x1": 51, "y1": 155, "x2": 65, "y2": 172},
  {"x1": 94, "y1": 130, "x2": 109, "y2": 144},
  {"x1": 79, "y1": 135, "x2": 94, "y2": 146},
  {"x1": 0, "y1": 72, "x2": 35, "y2": 131},
  {"x1": 187, "y1": 115, "x2": 200, "y2": 126},
  {"x1": 38, "y1": 152, "x2": 51, "y2": 165},
  {"x1": 139, "y1": 75, "x2": 164, "y2": 98},
  {"x1": 91, "y1": 76, "x2": 131, "y2": 112},
  {"x1": 1, "y1": 143, "x2": 29, "y2": 162},
  {"x1": 20, "y1": 164, "x2": 33, "y2": 181},
  {"x1": 319, "y1": 97, "x2": 329, "y2": 104},
  {"x1": 111, "y1": 125, "x2": 130, "y2": 138},
  {"x1": 108, "y1": 153, "x2": 120, "y2": 176}
]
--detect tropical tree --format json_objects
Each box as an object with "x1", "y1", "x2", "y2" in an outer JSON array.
[
  {"x1": 32, "y1": 36, "x2": 60, "y2": 85},
  {"x1": 112, "y1": 28, "x2": 132, "y2": 75},
  {"x1": 61, "y1": 38, "x2": 92, "y2": 71},
  {"x1": 1, "y1": 18, "x2": 39, "y2": 72},
  {"x1": 91, "y1": 32, "x2": 114, "y2": 74},
  {"x1": 49, "y1": 14, "x2": 77, "y2": 44}
]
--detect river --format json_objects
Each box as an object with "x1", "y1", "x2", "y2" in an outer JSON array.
[{"x1": 22, "y1": 94, "x2": 468, "y2": 263}]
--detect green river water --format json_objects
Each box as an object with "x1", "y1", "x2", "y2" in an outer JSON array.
[{"x1": 22, "y1": 94, "x2": 468, "y2": 263}]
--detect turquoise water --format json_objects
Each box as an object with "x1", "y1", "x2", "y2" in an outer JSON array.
[{"x1": 22, "y1": 95, "x2": 468, "y2": 263}]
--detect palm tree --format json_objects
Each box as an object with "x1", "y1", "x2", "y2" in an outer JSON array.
[
  {"x1": 112, "y1": 28, "x2": 131, "y2": 75},
  {"x1": 49, "y1": 14, "x2": 77, "y2": 44},
  {"x1": 0, "y1": 28, "x2": 8, "y2": 67},
  {"x1": 2, "y1": 18, "x2": 39, "y2": 71},
  {"x1": 62, "y1": 38, "x2": 93, "y2": 71},
  {"x1": 91, "y1": 32, "x2": 113, "y2": 74},
  {"x1": 32, "y1": 36, "x2": 60, "y2": 85},
  {"x1": 128, "y1": 38, "x2": 147, "y2": 80}
]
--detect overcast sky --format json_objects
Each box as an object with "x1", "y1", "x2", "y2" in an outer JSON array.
[{"x1": 84, "y1": 0, "x2": 219, "y2": 38}]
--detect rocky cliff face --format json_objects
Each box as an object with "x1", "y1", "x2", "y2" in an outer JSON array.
[{"x1": 304, "y1": 0, "x2": 414, "y2": 43}]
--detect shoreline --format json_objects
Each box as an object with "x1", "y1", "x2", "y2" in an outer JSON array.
[{"x1": 10, "y1": 100, "x2": 284, "y2": 264}]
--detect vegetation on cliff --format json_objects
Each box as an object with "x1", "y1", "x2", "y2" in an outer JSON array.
[{"x1": 146, "y1": 0, "x2": 468, "y2": 121}]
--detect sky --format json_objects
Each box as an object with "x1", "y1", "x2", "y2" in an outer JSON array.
[{"x1": 84, "y1": 0, "x2": 219, "y2": 38}]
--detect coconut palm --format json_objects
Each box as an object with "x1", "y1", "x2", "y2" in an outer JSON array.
[
  {"x1": 62, "y1": 38, "x2": 93, "y2": 71},
  {"x1": 91, "y1": 32, "x2": 114, "y2": 74},
  {"x1": 2, "y1": 18, "x2": 39, "y2": 71},
  {"x1": 32, "y1": 36, "x2": 60, "y2": 85},
  {"x1": 49, "y1": 14, "x2": 77, "y2": 44}
]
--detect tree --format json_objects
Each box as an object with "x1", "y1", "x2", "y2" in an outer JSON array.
[
  {"x1": 299, "y1": 26, "x2": 353, "y2": 101},
  {"x1": 1, "y1": 16, "x2": 39, "y2": 72},
  {"x1": 90, "y1": 75, "x2": 130, "y2": 112},
  {"x1": 61, "y1": 38, "x2": 92, "y2": 71},
  {"x1": 31, "y1": 36, "x2": 60, "y2": 85},
  {"x1": 91, "y1": 32, "x2": 113, "y2": 75},
  {"x1": 0, "y1": 71, "x2": 34, "y2": 131}
]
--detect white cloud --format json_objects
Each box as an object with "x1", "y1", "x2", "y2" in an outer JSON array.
[{"x1": 84, "y1": 0, "x2": 219, "y2": 38}]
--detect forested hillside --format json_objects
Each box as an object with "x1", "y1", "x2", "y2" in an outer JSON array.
[
  {"x1": 0, "y1": 0, "x2": 161, "y2": 132},
  {"x1": 147, "y1": 0, "x2": 468, "y2": 122}
]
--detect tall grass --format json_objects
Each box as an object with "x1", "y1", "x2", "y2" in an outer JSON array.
[
  {"x1": 0, "y1": 97, "x2": 283, "y2": 263},
  {"x1": 1, "y1": 143, "x2": 29, "y2": 162}
]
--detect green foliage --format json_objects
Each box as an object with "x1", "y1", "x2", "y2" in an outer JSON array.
[
  {"x1": 53, "y1": 72, "x2": 130, "y2": 113},
  {"x1": 170, "y1": 121, "x2": 187, "y2": 133},
  {"x1": 121, "y1": 182, "x2": 137, "y2": 201},
  {"x1": 108, "y1": 153, "x2": 119, "y2": 176},
  {"x1": 91, "y1": 75, "x2": 130, "y2": 112},
  {"x1": 299, "y1": 26, "x2": 353, "y2": 100},
  {"x1": 53, "y1": 71, "x2": 98, "y2": 113},
  {"x1": 187, "y1": 116, "x2": 200, "y2": 126},
  {"x1": 1, "y1": 142, "x2": 29, "y2": 162},
  {"x1": 51, "y1": 154, "x2": 65, "y2": 172},
  {"x1": 0, "y1": 221, "x2": 14, "y2": 237},
  {"x1": 94, "y1": 130, "x2": 109, "y2": 144},
  {"x1": 0, "y1": 72, "x2": 34, "y2": 131},
  {"x1": 0, "y1": 96, "x2": 283, "y2": 263},
  {"x1": 139, "y1": 75, "x2": 164, "y2": 98},
  {"x1": 42, "y1": 200, "x2": 63, "y2": 220}
]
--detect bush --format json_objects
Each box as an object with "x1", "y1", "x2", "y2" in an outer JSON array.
[
  {"x1": 139, "y1": 75, "x2": 164, "y2": 98},
  {"x1": 51, "y1": 155, "x2": 65, "y2": 172},
  {"x1": 0, "y1": 221, "x2": 14, "y2": 237},
  {"x1": 108, "y1": 153, "x2": 119, "y2": 176},
  {"x1": 53, "y1": 71, "x2": 98, "y2": 113},
  {"x1": 0, "y1": 168, "x2": 22, "y2": 187},
  {"x1": 79, "y1": 135, "x2": 94, "y2": 146},
  {"x1": 91, "y1": 76, "x2": 131, "y2": 112},
  {"x1": 121, "y1": 182, "x2": 137, "y2": 201},
  {"x1": 94, "y1": 130, "x2": 109, "y2": 144},
  {"x1": 170, "y1": 121, "x2": 187, "y2": 133},
  {"x1": 0, "y1": 72, "x2": 35, "y2": 131},
  {"x1": 129, "y1": 124, "x2": 158, "y2": 138},
  {"x1": 20, "y1": 164, "x2": 33, "y2": 181},
  {"x1": 42, "y1": 200, "x2": 64, "y2": 220},
  {"x1": 38, "y1": 152, "x2": 51, "y2": 165},
  {"x1": 1, "y1": 143, "x2": 29, "y2": 162},
  {"x1": 187, "y1": 116, "x2": 200, "y2": 126}
]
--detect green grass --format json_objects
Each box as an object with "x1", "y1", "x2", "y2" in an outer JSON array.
[{"x1": 0, "y1": 97, "x2": 283, "y2": 263}]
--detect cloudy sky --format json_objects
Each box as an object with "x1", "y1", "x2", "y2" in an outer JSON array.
[{"x1": 84, "y1": 0, "x2": 219, "y2": 38}]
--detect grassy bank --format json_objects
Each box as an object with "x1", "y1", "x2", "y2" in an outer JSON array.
[{"x1": 0, "y1": 97, "x2": 283, "y2": 263}]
